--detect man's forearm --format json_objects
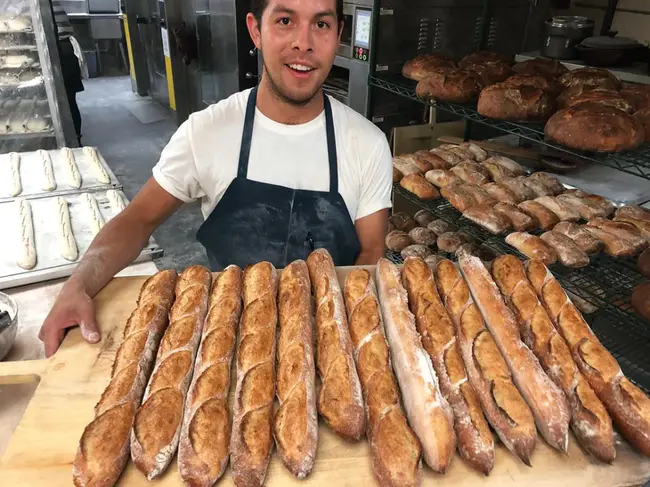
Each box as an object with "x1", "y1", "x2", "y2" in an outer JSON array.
[
  {"x1": 66, "y1": 215, "x2": 154, "y2": 298},
  {"x1": 355, "y1": 247, "x2": 385, "y2": 266}
]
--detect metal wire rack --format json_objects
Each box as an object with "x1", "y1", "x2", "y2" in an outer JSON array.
[{"x1": 370, "y1": 73, "x2": 650, "y2": 180}]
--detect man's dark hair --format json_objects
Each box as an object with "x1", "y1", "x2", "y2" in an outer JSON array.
[{"x1": 251, "y1": 0, "x2": 344, "y2": 25}]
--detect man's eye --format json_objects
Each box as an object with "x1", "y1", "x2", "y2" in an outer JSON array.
[
  {"x1": 316, "y1": 21, "x2": 329, "y2": 29},
  {"x1": 278, "y1": 17, "x2": 290, "y2": 25}
]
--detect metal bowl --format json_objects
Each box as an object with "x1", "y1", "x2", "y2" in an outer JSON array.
[{"x1": 0, "y1": 292, "x2": 18, "y2": 361}]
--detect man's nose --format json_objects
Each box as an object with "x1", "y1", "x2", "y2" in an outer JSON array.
[{"x1": 291, "y1": 22, "x2": 314, "y2": 52}]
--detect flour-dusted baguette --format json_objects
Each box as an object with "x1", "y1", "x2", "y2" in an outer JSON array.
[
  {"x1": 131, "y1": 266, "x2": 212, "y2": 479},
  {"x1": 178, "y1": 266, "x2": 243, "y2": 487},
  {"x1": 492, "y1": 256, "x2": 615, "y2": 462},
  {"x1": 434, "y1": 258, "x2": 536, "y2": 465},
  {"x1": 306, "y1": 249, "x2": 365, "y2": 440},
  {"x1": 534, "y1": 196, "x2": 580, "y2": 222},
  {"x1": 375, "y1": 258, "x2": 456, "y2": 472},
  {"x1": 557, "y1": 193, "x2": 607, "y2": 220},
  {"x1": 274, "y1": 260, "x2": 318, "y2": 479},
  {"x1": 458, "y1": 253, "x2": 571, "y2": 452},
  {"x1": 402, "y1": 257, "x2": 494, "y2": 474},
  {"x1": 230, "y1": 262, "x2": 279, "y2": 487},
  {"x1": 526, "y1": 260, "x2": 650, "y2": 457},
  {"x1": 72, "y1": 270, "x2": 178, "y2": 487},
  {"x1": 344, "y1": 268, "x2": 422, "y2": 487}
]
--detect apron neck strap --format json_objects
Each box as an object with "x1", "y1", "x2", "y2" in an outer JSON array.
[{"x1": 237, "y1": 87, "x2": 339, "y2": 194}]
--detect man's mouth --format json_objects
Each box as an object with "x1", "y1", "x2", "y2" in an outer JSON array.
[{"x1": 286, "y1": 63, "x2": 315, "y2": 73}]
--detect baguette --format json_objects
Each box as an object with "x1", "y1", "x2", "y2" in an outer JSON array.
[
  {"x1": 72, "y1": 270, "x2": 178, "y2": 487},
  {"x1": 552, "y1": 222, "x2": 603, "y2": 254},
  {"x1": 402, "y1": 257, "x2": 495, "y2": 474},
  {"x1": 131, "y1": 266, "x2": 212, "y2": 479},
  {"x1": 458, "y1": 253, "x2": 570, "y2": 452},
  {"x1": 518, "y1": 200, "x2": 560, "y2": 231},
  {"x1": 274, "y1": 260, "x2": 318, "y2": 478},
  {"x1": 178, "y1": 266, "x2": 243, "y2": 487},
  {"x1": 482, "y1": 182, "x2": 520, "y2": 204},
  {"x1": 306, "y1": 249, "x2": 365, "y2": 440},
  {"x1": 230, "y1": 262, "x2": 279, "y2": 487},
  {"x1": 344, "y1": 269, "x2": 422, "y2": 487},
  {"x1": 540, "y1": 231, "x2": 590, "y2": 268},
  {"x1": 492, "y1": 256, "x2": 615, "y2": 462},
  {"x1": 526, "y1": 260, "x2": 650, "y2": 457},
  {"x1": 434, "y1": 258, "x2": 536, "y2": 465},
  {"x1": 534, "y1": 196, "x2": 580, "y2": 222},
  {"x1": 493, "y1": 202, "x2": 537, "y2": 232},
  {"x1": 583, "y1": 226, "x2": 643, "y2": 257},
  {"x1": 505, "y1": 232, "x2": 557, "y2": 265},
  {"x1": 375, "y1": 258, "x2": 456, "y2": 472},
  {"x1": 463, "y1": 204, "x2": 511, "y2": 234}
]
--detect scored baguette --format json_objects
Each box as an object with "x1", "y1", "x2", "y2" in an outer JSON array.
[
  {"x1": 375, "y1": 258, "x2": 456, "y2": 473},
  {"x1": 434, "y1": 258, "x2": 537, "y2": 465},
  {"x1": 402, "y1": 257, "x2": 495, "y2": 475},
  {"x1": 130, "y1": 266, "x2": 212, "y2": 479},
  {"x1": 230, "y1": 262, "x2": 279, "y2": 487},
  {"x1": 344, "y1": 268, "x2": 422, "y2": 487},
  {"x1": 526, "y1": 260, "x2": 650, "y2": 457},
  {"x1": 178, "y1": 266, "x2": 243, "y2": 487},
  {"x1": 72, "y1": 270, "x2": 178, "y2": 487},
  {"x1": 492, "y1": 256, "x2": 615, "y2": 462},
  {"x1": 274, "y1": 260, "x2": 318, "y2": 479},
  {"x1": 306, "y1": 249, "x2": 365, "y2": 440},
  {"x1": 458, "y1": 253, "x2": 571, "y2": 452}
]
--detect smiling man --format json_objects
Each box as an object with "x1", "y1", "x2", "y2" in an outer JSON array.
[{"x1": 39, "y1": 0, "x2": 392, "y2": 356}]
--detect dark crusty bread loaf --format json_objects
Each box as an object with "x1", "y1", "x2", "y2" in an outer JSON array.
[
  {"x1": 375, "y1": 258, "x2": 456, "y2": 473},
  {"x1": 416, "y1": 68, "x2": 483, "y2": 103},
  {"x1": 459, "y1": 51, "x2": 514, "y2": 68},
  {"x1": 402, "y1": 258, "x2": 495, "y2": 475},
  {"x1": 458, "y1": 254, "x2": 571, "y2": 452},
  {"x1": 564, "y1": 90, "x2": 634, "y2": 113},
  {"x1": 230, "y1": 262, "x2": 278, "y2": 487},
  {"x1": 492, "y1": 256, "x2": 615, "y2": 462},
  {"x1": 501, "y1": 177, "x2": 536, "y2": 201},
  {"x1": 545, "y1": 105, "x2": 644, "y2": 153},
  {"x1": 434, "y1": 258, "x2": 536, "y2": 465},
  {"x1": 409, "y1": 226, "x2": 438, "y2": 247},
  {"x1": 437, "y1": 232, "x2": 466, "y2": 254},
  {"x1": 401, "y1": 244, "x2": 433, "y2": 260},
  {"x1": 178, "y1": 266, "x2": 242, "y2": 487},
  {"x1": 633, "y1": 107, "x2": 650, "y2": 142},
  {"x1": 466, "y1": 61, "x2": 513, "y2": 86},
  {"x1": 344, "y1": 269, "x2": 422, "y2": 487},
  {"x1": 72, "y1": 270, "x2": 178, "y2": 487},
  {"x1": 502, "y1": 74, "x2": 559, "y2": 93},
  {"x1": 558, "y1": 67, "x2": 622, "y2": 91},
  {"x1": 414, "y1": 209, "x2": 435, "y2": 227},
  {"x1": 512, "y1": 57, "x2": 568, "y2": 78},
  {"x1": 553, "y1": 221, "x2": 603, "y2": 254},
  {"x1": 527, "y1": 260, "x2": 650, "y2": 457},
  {"x1": 534, "y1": 196, "x2": 580, "y2": 222},
  {"x1": 385, "y1": 230, "x2": 414, "y2": 253},
  {"x1": 478, "y1": 83, "x2": 555, "y2": 121},
  {"x1": 274, "y1": 261, "x2": 318, "y2": 478},
  {"x1": 130, "y1": 267, "x2": 211, "y2": 480},
  {"x1": 527, "y1": 172, "x2": 565, "y2": 196},
  {"x1": 402, "y1": 53, "x2": 456, "y2": 81},
  {"x1": 482, "y1": 182, "x2": 520, "y2": 204},
  {"x1": 621, "y1": 83, "x2": 650, "y2": 110},
  {"x1": 428, "y1": 219, "x2": 457, "y2": 236},
  {"x1": 505, "y1": 232, "x2": 557, "y2": 265},
  {"x1": 307, "y1": 249, "x2": 365, "y2": 440},
  {"x1": 540, "y1": 231, "x2": 590, "y2": 268},
  {"x1": 493, "y1": 202, "x2": 537, "y2": 232}
]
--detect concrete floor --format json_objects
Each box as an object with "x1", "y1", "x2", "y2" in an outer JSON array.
[{"x1": 76, "y1": 76, "x2": 209, "y2": 271}]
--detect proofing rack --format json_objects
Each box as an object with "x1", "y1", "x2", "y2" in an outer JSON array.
[
  {"x1": 369, "y1": 73, "x2": 650, "y2": 181},
  {"x1": 390, "y1": 184, "x2": 650, "y2": 394}
]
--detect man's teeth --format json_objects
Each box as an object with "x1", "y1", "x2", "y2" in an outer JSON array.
[{"x1": 288, "y1": 64, "x2": 313, "y2": 72}]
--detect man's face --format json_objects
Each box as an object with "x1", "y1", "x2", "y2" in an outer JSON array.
[{"x1": 248, "y1": 0, "x2": 341, "y2": 106}]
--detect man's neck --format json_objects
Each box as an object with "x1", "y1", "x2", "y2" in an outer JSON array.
[{"x1": 255, "y1": 75, "x2": 324, "y2": 125}]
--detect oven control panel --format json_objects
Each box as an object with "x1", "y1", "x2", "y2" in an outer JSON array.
[{"x1": 353, "y1": 7, "x2": 372, "y2": 62}]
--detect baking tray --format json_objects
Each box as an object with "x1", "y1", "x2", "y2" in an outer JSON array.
[
  {"x1": 0, "y1": 147, "x2": 121, "y2": 201},
  {"x1": 0, "y1": 189, "x2": 162, "y2": 290}
]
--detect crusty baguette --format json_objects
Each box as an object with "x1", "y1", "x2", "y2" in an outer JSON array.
[
  {"x1": 557, "y1": 193, "x2": 607, "y2": 220},
  {"x1": 434, "y1": 258, "x2": 537, "y2": 465},
  {"x1": 586, "y1": 218, "x2": 648, "y2": 253},
  {"x1": 178, "y1": 266, "x2": 243, "y2": 487},
  {"x1": 492, "y1": 256, "x2": 615, "y2": 462},
  {"x1": 306, "y1": 249, "x2": 365, "y2": 440},
  {"x1": 402, "y1": 257, "x2": 495, "y2": 474},
  {"x1": 518, "y1": 200, "x2": 560, "y2": 231},
  {"x1": 131, "y1": 266, "x2": 212, "y2": 479},
  {"x1": 552, "y1": 222, "x2": 603, "y2": 255},
  {"x1": 463, "y1": 204, "x2": 511, "y2": 234},
  {"x1": 344, "y1": 268, "x2": 422, "y2": 487},
  {"x1": 375, "y1": 258, "x2": 456, "y2": 472},
  {"x1": 72, "y1": 270, "x2": 178, "y2": 487},
  {"x1": 505, "y1": 232, "x2": 558, "y2": 265},
  {"x1": 493, "y1": 202, "x2": 537, "y2": 232},
  {"x1": 583, "y1": 226, "x2": 643, "y2": 257},
  {"x1": 230, "y1": 262, "x2": 279, "y2": 487},
  {"x1": 526, "y1": 259, "x2": 650, "y2": 457},
  {"x1": 458, "y1": 253, "x2": 571, "y2": 452},
  {"x1": 534, "y1": 196, "x2": 580, "y2": 222},
  {"x1": 540, "y1": 231, "x2": 590, "y2": 268},
  {"x1": 274, "y1": 260, "x2": 318, "y2": 479}
]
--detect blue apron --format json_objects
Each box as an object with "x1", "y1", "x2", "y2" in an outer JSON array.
[{"x1": 196, "y1": 87, "x2": 361, "y2": 271}]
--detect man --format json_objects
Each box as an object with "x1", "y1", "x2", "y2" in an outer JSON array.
[{"x1": 39, "y1": 0, "x2": 392, "y2": 357}]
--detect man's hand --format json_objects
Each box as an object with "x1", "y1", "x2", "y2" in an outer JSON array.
[{"x1": 39, "y1": 280, "x2": 100, "y2": 358}]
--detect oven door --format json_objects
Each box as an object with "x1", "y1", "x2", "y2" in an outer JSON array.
[{"x1": 337, "y1": 3, "x2": 354, "y2": 58}]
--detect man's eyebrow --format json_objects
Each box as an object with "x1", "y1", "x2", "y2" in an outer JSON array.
[
  {"x1": 269, "y1": 5, "x2": 296, "y2": 15},
  {"x1": 314, "y1": 9, "x2": 336, "y2": 19}
]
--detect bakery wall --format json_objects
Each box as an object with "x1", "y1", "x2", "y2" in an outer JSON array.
[{"x1": 559, "y1": 0, "x2": 650, "y2": 46}]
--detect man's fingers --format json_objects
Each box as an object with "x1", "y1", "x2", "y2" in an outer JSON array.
[
  {"x1": 43, "y1": 328, "x2": 65, "y2": 358},
  {"x1": 79, "y1": 321, "x2": 100, "y2": 344}
]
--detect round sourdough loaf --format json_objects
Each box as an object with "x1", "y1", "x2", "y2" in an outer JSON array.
[
  {"x1": 512, "y1": 57, "x2": 568, "y2": 78},
  {"x1": 558, "y1": 67, "x2": 622, "y2": 91},
  {"x1": 564, "y1": 89, "x2": 633, "y2": 113},
  {"x1": 415, "y1": 68, "x2": 483, "y2": 103},
  {"x1": 402, "y1": 53, "x2": 456, "y2": 81},
  {"x1": 478, "y1": 83, "x2": 555, "y2": 121},
  {"x1": 502, "y1": 74, "x2": 560, "y2": 93}
]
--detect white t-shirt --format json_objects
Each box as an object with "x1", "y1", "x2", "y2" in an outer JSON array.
[{"x1": 152, "y1": 88, "x2": 393, "y2": 222}]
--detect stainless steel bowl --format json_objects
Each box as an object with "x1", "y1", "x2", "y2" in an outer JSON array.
[{"x1": 0, "y1": 292, "x2": 18, "y2": 361}]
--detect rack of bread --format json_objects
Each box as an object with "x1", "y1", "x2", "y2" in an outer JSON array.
[{"x1": 69, "y1": 249, "x2": 650, "y2": 487}]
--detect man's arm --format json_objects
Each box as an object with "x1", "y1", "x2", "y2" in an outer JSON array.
[{"x1": 355, "y1": 208, "x2": 389, "y2": 265}]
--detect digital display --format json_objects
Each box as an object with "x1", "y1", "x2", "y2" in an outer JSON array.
[{"x1": 354, "y1": 8, "x2": 371, "y2": 49}]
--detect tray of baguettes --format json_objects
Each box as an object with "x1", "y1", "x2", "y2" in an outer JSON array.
[
  {"x1": 402, "y1": 51, "x2": 650, "y2": 153},
  {"x1": 3, "y1": 248, "x2": 648, "y2": 487}
]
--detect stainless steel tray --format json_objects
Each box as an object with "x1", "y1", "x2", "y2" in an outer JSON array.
[
  {"x1": 0, "y1": 147, "x2": 121, "y2": 202},
  {"x1": 0, "y1": 189, "x2": 162, "y2": 290}
]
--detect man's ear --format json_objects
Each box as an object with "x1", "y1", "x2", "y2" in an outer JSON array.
[
  {"x1": 246, "y1": 13, "x2": 262, "y2": 49},
  {"x1": 338, "y1": 20, "x2": 344, "y2": 40}
]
